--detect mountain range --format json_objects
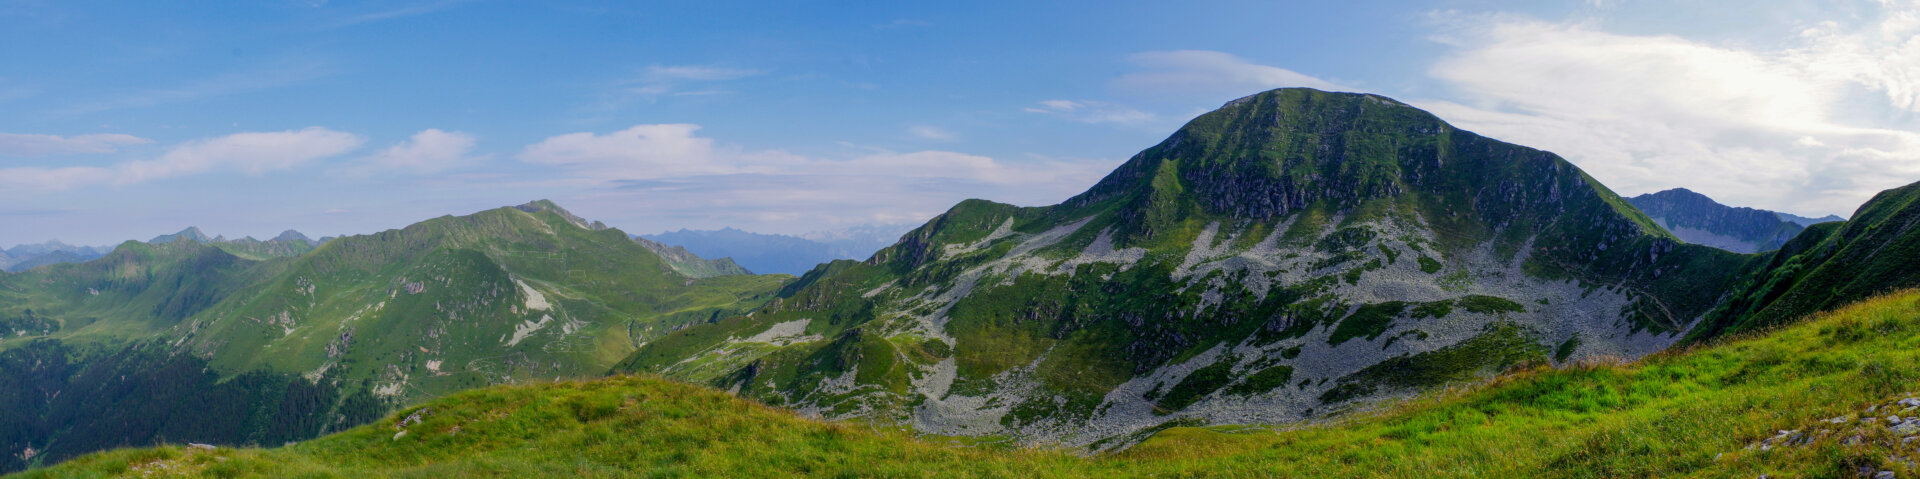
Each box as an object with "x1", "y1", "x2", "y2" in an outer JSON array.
[
  {"x1": 643, "y1": 225, "x2": 915, "y2": 276},
  {"x1": 0, "y1": 242, "x2": 111, "y2": 273},
  {"x1": 1776, "y1": 210, "x2": 1847, "y2": 226},
  {"x1": 5, "y1": 88, "x2": 1920, "y2": 477},
  {"x1": 1625, "y1": 188, "x2": 1815, "y2": 253},
  {"x1": 0, "y1": 201, "x2": 783, "y2": 472},
  {"x1": 1, "y1": 228, "x2": 337, "y2": 274}
]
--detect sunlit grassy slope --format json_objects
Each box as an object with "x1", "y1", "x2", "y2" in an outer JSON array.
[{"x1": 20, "y1": 289, "x2": 1920, "y2": 478}]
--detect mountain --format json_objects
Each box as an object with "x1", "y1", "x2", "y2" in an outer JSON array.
[
  {"x1": 2, "y1": 250, "x2": 107, "y2": 273},
  {"x1": 631, "y1": 235, "x2": 755, "y2": 278},
  {"x1": 612, "y1": 88, "x2": 1753, "y2": 448},
  {"x1": 143, "y1": 227, "x2": 324, "y2": 260},
  {"x1": 644, "y1": 228, "x2": 848, "y2": 276},
  {"x1": 642, "y1": 225, "x2": 916, "y2": 276},
  {"x1": 30, "y1": 288, "x2": 1920, "y2": 477},
  {"x1": 1776, "y1": 211, "x2": 1846, "y2": 226},
  {"x1": 0, "y1": 200, "x2": 789, "y2": 473},
  {"x1": 1624, "y1": 188, "x2": 1804, "y2": 253},
  {"x1": 802, "y1": 223, "x2": 919, "y2": 258},
  {"x1": 1688, "y1": 180, "x2": 1920, "y2": 340},
  {"x1": 4, "y1": 240, "x2": 108, "y2": 258},
  {"x1": 0, "y1": 241, "x2": 111, "y2": 273},
  {"x1": 206, "y1": 230, "x2": 323, "y2": 260},
  {"x1": 0, "y1": 228, "x2": 328, "y2": 273},
  {"x1": 147, "y1": 226, "x2": 215, "y2": 244}
]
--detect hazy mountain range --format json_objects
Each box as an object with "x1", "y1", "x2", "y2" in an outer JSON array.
[{"x1": 641, "y1": 225, "x2": 914, "y2": 276}]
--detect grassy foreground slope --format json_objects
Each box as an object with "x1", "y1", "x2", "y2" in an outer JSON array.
[{"x1": 24, "y1": 289, "x2": 1920, "y2": 478}]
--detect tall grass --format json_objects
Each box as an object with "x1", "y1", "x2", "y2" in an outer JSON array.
[{"x1": 20, "y1": 290, "x2": 1920, "y2": 478}]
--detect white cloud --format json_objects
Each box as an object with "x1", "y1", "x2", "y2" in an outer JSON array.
[
  {"x1": 339, "y1": 129, "x2": 481, "y2": 175},
  {"x1": 1789, "y1": 11, "x2": 1920, "y2": 113},
  {"x1": 594, "y1": 64, "x2": 766, "y2": 106},
  {"x1": 1111, "y1": 50, "x2": 1349, "y2": 98},
  {"x1": 908, "y1": 125, "x2": 956, "y2": 141},
  {"x1": 518, "y1": 124, "x2": 779, "y2": 179},
  {"x1": 0, "y1": 127, "x2": 363, "y2": 190},
  {"x1": 642, "y1": 65, "x2": 764, "y2": 82},
  {"x1": 1024, "y1": 99, "x2": 1156, "y2": 124},
  {"x1": 0, "y1": 133, "x2": 150, "y2": 156},
  {"x1": 65, "y1": 59, "x2": 332, "y2": 114},
  {"x1": 517, "y1": 124, "x2": 1119, "y2": 232},
  {"x1": 1419, "y1": 11, "x2": 1920, "y2": 217},
  {"x1": 521, "y1": 124, "x2": 1109, "y2": 187}
]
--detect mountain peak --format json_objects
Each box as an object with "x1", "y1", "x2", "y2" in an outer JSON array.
[
  {"x1": 150, "y1": 226, "x2": 213, "y2": 244},
  {"x1": 1062, "y1": 87, "x2": 1658, "y2": 244},
  {"x1": 1627, "y1": 189, "x2": 1802, "y2": 253},
  {"x1": 1219, "y1": 87, "x2": 1404, "y2": 110},
  {"x1": 513, "y1": 199, "x2": 606, "y2": 231},
  {"x1": 271, "y1": 230, "x2": 314, "y2": 243}
]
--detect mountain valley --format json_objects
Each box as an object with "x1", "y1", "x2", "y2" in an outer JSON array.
[{"x1": 4, "y1": 88, "x2": 1917, "y2": 478}]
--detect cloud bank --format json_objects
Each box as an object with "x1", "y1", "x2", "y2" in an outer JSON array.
[
  {"x1": 0, "y1": 127, "x2": 363, "y2": 190},
  {"x1": 1420, "y1": 9, "x2": 1920, "y2": 217}
]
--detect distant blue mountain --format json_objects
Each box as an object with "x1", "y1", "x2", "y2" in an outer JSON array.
[
  {"x1": 1626, "y1": 188, "x2": 1816, "y2": 253},
  {"x1": 1, "y1": 240, "x2": 111, "y2": 273},
  {"x1": 643, "y1": 225, "x2": 912, "y2": 276},
  {"x1": 1774, "y1": 211, "x2": 1847, "y2": 227}
]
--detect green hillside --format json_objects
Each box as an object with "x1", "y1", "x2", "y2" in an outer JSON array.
[
  {"x1": 611, "y1": 88, "x2": 1754, "y2": 447},
  {"x1": 1690, "y1": 181, "x2": 1920, "y2": 339},
  {"x1": 23, "y1": 288, "x2": 1920, "y2": 478},
  {"x1": 0, "y1": 201, "x2": 790, "y2": 473}
]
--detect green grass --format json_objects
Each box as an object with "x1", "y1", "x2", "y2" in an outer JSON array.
[
  {"x1": 1327, "y1": 301, "x2": 1408, "y2": 346},
  {"x1": 28, "y1": 289, "x2": 1920, "y2": 478},
  {"x1": 1417, "y1": 255, "x2": 1443, "y2": 274}
]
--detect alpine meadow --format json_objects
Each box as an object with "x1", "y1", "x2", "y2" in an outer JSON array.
[{"x1": 4, "y1": 2, "x2": 1919, "y2": 478}]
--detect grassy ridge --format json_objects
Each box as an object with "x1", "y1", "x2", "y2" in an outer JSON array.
[
  {"x1": 0, "y1": 202, "x2": 792, "y2": 474},
  {"x1": 1691, "y1": 181, "x2": 1920, "y2": 339},
  {"x1": 27, "y1": 289, "x2": 1920, "y2": 478}
]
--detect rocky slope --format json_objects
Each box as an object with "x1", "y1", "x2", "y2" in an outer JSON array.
[
  {"x1": 35, "y1": 287, "x2": 1920, "y2": 478},
  {"x1": 631, "y1": 236, "x2": 754, "y2": 278},
  {"x1": 1626, "y1": 188, "x2": 1805, "y2": 253},
  {"x1": 613, "y1": 88, "x2": 1754, "y2": 448}
]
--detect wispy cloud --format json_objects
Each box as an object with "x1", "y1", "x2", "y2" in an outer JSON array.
[
  {"x1": 642, "y1": 65, "x2": 763, "y2": 82},
  {"x1": 322, "y1": 0, "x2": 474, "y2": 28},
  {"x1": 0, "y1": 127, "x2": 363, "y2": 190},
  {"x1": 875, "y1": 19, "x2": 932, "y2": 30},
  {"x1": 63, "y1": 59, "x2": 333, "y2": 115},
  {"x1": 517, "y1": 124, "x2": 1118, "y2": 232},
  {"x1": 1023, "y1": 99, "x2": 1156, "y2": 124},
  {"x1": 1416, "y1": 8, "x2": 1920, "y2": 217},
  {"x1": 334, "y1": 129, "x2": 483, "y2": 176},
  {"x1": 591, "y1": 64, "x2": 767, "y2": 109},
  {"x1": 1111, "y1": 50, "x2": 1350, "y2": 98},
  {"x1": 0, "y1": 133, "x2": 150, "y2": 157},
  {"x1": 908, "y1": 125, "x2": 956, "y2": 141}
]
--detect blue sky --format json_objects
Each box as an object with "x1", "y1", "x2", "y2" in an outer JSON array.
[{"x1": 2, "y1": 0, "x2": 1916, "y2": 246}]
